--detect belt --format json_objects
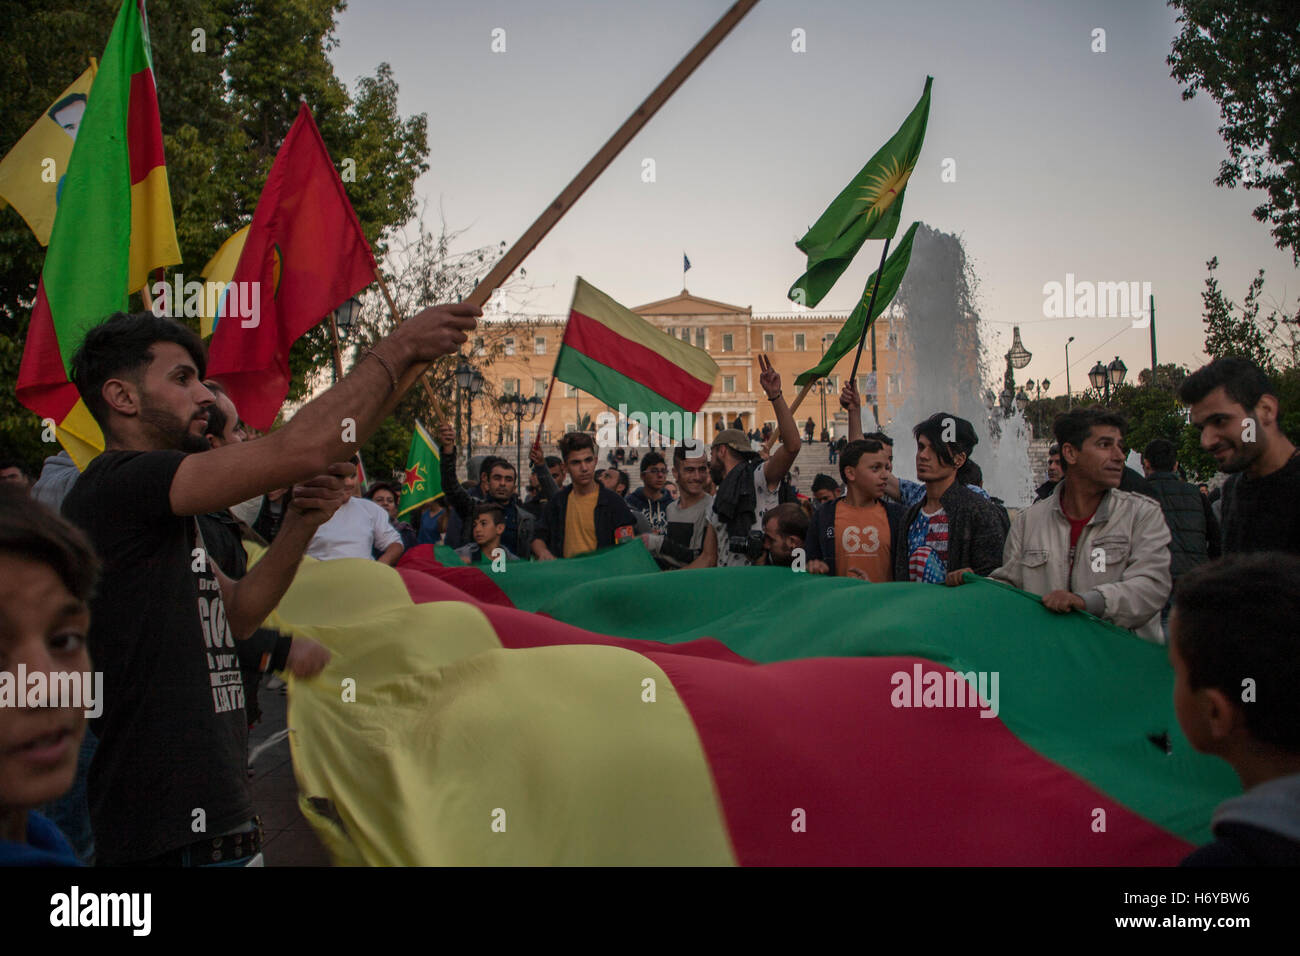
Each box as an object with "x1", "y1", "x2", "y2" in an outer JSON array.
[{"x1": 137, "y1": 817, "x2": 263, "y2": 866}]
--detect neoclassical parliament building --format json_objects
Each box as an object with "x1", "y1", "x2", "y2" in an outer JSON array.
[{"x1": 468, "y1": 289, "x2": 910, "y2": 446}]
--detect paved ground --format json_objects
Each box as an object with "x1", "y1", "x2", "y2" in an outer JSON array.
[{"x1": 247, "y1": 680, "x2": 331, "y2": 866}]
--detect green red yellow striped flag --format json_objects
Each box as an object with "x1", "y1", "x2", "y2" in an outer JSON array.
[
  {"x1": 552, "y1": 278, "x2": 718, "y2": 443},
  {"x1": 265, "y1": 544, "x2": 1236, "y2": 865},
  {"x1": 15, "y1": 0, "x2": 181, "y2": 469}
]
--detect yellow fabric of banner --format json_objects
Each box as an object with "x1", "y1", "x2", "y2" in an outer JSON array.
[{"x1": 267, "y1": 555, "x2": 735, "y2": 865}]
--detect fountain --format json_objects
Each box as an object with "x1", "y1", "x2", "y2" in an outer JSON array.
[{"x1": 882, "y1": 223, "x2": 1036, "y2": 507}]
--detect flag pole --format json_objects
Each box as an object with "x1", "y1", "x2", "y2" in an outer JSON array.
[
  {"x1": 765, "y1": 381, "x2": 815, "y2": 451},
  {"x1": 376, "y1": 0, "x2": 760, "y2": 420},
  {"x1": 370, "y1": 263, "x2": 442, "y2": 408},
  {"x1": 848, "y1": 237, "x2": 892, "y2": 384},
  {"x1": 532, "y1": 374, "x2": 558, "y2": 454}
]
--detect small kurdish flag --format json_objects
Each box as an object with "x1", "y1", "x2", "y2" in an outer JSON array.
[
  {"x1": 398, "y1": 423, "x2": 443, "y2": 517},
  {"x1": 789, "y1": 76, "x2": 931, "y2": 309},
  {"x1": 553, "y1": 278, "x2": 718, "y2": 442}
]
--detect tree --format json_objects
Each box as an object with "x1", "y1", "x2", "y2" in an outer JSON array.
[
  {"x1": 0, "y1": 0, "x2": 428, "y2": 468},
  {"x1": 1199, "y1": 256, "x2": 1277, "y2": 371},
  {"x1": 1168, "y1": 1, "x2": 1300, "y2": 263}
]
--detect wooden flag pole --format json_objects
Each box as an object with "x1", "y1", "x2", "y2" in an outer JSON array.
[
  {"x1": 765, "y1": 380, "x2": 815, "y2": 451},
  {"x1": 370, "y1": 264, "x2": 442, "y2": 408},
  {"x1": 848, "y1": 237, "x2": 893, "y2": 383},
  {"x1": 532, "y1": 374, "x2": 558, "y2": 454},
  {"x1": 377, "y1": 0, "x2": 760, "y2": 420}
]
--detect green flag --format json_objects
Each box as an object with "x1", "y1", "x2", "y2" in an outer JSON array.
[
  {"x1": 794, "y1": 221, "x2": 920, "y2": 387},
  {"x1": 398, "y1": 423, "x2": 444, "y2": 517},
  {"x1": 788, "y1": 76, "x2": 931, "y2": 309}
]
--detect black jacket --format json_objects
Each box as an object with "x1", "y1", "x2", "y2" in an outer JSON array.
[
  {"x1": 1146, "y1": 470, "x2": 1219, "y2": 579},
  {"x1": 893, "y1": 481, "x2": 1008, "y2": 580},
  {"x1": 805, "y1": 497, "x2": 906, "y2": 577},
  {"x1": 440, "y1": 447, "x2": 544, "y2": 557},
  {"x1": 536, "y1": 484, "x2": 637, "y2": 557}
]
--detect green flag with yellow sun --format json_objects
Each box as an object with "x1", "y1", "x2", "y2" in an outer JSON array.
[
  {"x1": 398, "y1": 422, "x2": 444, "y2": 517},
  {"x1": 789, "y1": 76, "x2": 931, "y2": 309}
]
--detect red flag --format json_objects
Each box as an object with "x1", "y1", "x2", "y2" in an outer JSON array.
[{"x1": 206, "y1": 104, "x2": 376, "y2": 431}]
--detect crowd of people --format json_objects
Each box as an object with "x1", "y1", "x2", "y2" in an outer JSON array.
[{"x1": 1, "y1": 300, "x2": 1297, "y2": 867}]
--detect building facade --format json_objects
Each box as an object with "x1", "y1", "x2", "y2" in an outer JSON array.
[{"x1": 464, "y1": 290, "x2": 909, "y2": 447}]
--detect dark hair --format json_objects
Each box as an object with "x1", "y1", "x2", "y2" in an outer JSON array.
[
  {"x1": 838, "y1": 439, "x2": 885, "y2": 483},
  {"x1": 544, "y1": 455, "x2": 562, "y2": 469},
  {"x1": 558, "y1": 431, "x2": 595, "y2": 461},
  {"x1": 1142, "y1": 439, "x2": 1177, "y2": 472},
  {"x1": 486, "y1": 458, "x2": 516, "y2": 479},
  {"x1": 478, "y1": 455, "x2": 503, "y2": 480},
  {"x1": 764, "y1": 501, "x2": 809, "y2": 541},
  {"x1": 70, "y1": 311, "x2": 207, "y2": 432},
  {"x1": 0, "y1": 459, "x2": 31, "y2": 478},
  {"x1": 864, "y1": 431, "x2": 894, "y2": 447},
  {"x1": 1048, "y1": 443, "x2": 1060, "y2": 458},
  {"x1": 348, "y1": 454, "x2": 361, "y2": 466},
  {"x1": 912, "y1": 413, "x2": 977, "y2": 468},
  {"x1": 474, "y1": 502, "x2": 506, "y2": 527},
  {"x1": 1053, "y1": 407, "x2": 1126, "y2": 469},
  {"x1": 673, "y1": 442, "x2": 708, "y2": 464},
  {"x1": 365, "y1": 481, "x2": 400, "y2": 501},
  {"x1": 1173, "y1": 554, "x2": 1300, "y2": 752},
  {"x1": 811, "y1": 473, "x2": 839, "y2": 493},
  {"x1": 203, "y1": 400, "x2": 229, "y2": 442},
  {"x1": 0, "y1": 487, "x2": 99, "y2": 602},
  {"x1": 1178, "y1": 357, "x2": 1274, "y2": 412},
  {"x1": 640, "y1": 451, "x2": 666, "y2": 474},
  {"x1": 956, "y1": 458, "x2": 983, "y2": 488},
  {"x1": 613, "y1": 469, "x2": 629, "y2": 492}
]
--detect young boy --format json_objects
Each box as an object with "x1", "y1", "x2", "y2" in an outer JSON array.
[
  {"x1": 806, "y1": 439, "x2": 905, "y2": 581},
  {"x1": 0, "y1": 489, "x2": 98, "y2": 865},
  {"x1": 1170, "y1": 554, "x2": 1300, "y2": 865},
  {"x1": 456, "y1": 503, "x2": 519, "y2": 565}
]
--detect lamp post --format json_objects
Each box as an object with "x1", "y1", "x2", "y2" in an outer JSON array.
[
  {"x1": 467, "y1": 368, "x2": 484, "y2": 458},
  {"x1": 454, "y1": 358, "x2": 472, "y2": 447},
  {"x1": 500, "y1": 393, "x2": 544, "y2": 476},
  {"x1": 327, "y1": 296, "x2": 364, "y2": 384},
  {"x1": 1107, "y1": 355, "x2": 1127, "y2": 398},
  {"x1": 1065, "y1": 336, "x2": 1075, "y2": 409}
]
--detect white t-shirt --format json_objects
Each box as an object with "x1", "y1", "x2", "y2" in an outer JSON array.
[
  {"x1": 305, "y1": 496, "x2": 402, "y2": 561},
  {"x1": 711, "y1": 462, "x2": 781, "y2": 567}
]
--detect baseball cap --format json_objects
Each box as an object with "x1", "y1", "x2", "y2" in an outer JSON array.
[{"x1": 711, "y1": 429, "x2": 751, "y2": 454}]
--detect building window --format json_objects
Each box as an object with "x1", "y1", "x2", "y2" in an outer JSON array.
[
  {"x1": 888, "y1": 374, "x2": 902, "y2": 394},
  {"x1": 564, "y1": 383, "x2": 577, "y2": 398},
  {"x1": 504, "y1": 337, "x2": 515, "y2": 356},
  {"x1": 763, "y1": 332, "x2": 775, "y2": 351},
  {"x1": 534, "y1": 378, "x2": 547, "y2": 399},
  {"x1": 794, "y1": 333, "x2": 806, "y2": 351},
  {"x1": 503, "y1": 378, "x2": 519, "y2": 395},
  {"x1": 857, "y1": 374, "x2": 873, "y2": 396},
  {"x1": 723, "y1": 376, "x2": 736, "y2": 393},
  {"x1": 534, "y1": 336, "x2": 546, "y2": 355},
  {"x1": 565, "y1": 422, "x2": 577, "y2": 433},
  {"x1": 695, "y1": 329, "x2": 705, "y2": 349},
  {"x1": 472, "y1": 336, "x2": 485, "y2": 357},
  {"x1": 722, "y1": 333, "x2": 734, "y2": 352}
]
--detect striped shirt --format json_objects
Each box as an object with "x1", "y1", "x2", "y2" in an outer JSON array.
[{"x1": 906, "y1": 506, "x2": 950, "y2": 583}]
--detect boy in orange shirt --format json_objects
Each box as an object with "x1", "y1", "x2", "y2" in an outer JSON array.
[{"x1": 807, "y1": 439, "x2": 905, "y2": 581}]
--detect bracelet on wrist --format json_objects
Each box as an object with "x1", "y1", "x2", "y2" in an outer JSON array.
[
  {"x1": 365, "y1": 347, "x2": 399, "y2": 393},
  {"x1": 766, "y1": 392, "x2": 782, "y2": 402}
]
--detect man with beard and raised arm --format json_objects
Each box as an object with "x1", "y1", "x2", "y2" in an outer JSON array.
[
  {"x1": 60, "y1": 301, "x2": 477, "y2": 866},
  {"x1": 1180, "y1": 357, "x2": 1300, "y2": 556},
  {"x1": 710, "y1": 353, "x2": 801, "y2": 567}
]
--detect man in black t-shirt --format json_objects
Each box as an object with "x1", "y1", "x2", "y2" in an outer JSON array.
[
  {"x1": 1181, "y1": 358, "x2": 1300, "y2": 556},
  {"x1": 61, "y1": 303, "x2": 478, "y2": 865}
]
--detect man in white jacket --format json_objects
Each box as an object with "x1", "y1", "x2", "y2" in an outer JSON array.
[{"x1": 982, "y1": 408, "x2": 1172, "y2": 643}]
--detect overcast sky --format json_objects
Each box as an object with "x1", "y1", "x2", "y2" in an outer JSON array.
[{"x1": 330, "y1": 0, "x2": 1297, "y2": 396}]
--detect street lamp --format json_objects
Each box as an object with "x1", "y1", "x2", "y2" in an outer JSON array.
[
  {"x1": 1107, "y1": 356, "x2": 1127, "y2": 391},
  {"x1": 1088, "y1": 360, "x2": 1109, "y2": 403},
  {"x1": 500, "y1": 393, "x2": 544, "y2": 476},
  {"x1": 335, "y1": 296, "x2": 363, "y2": 333},
  {"x1": 1015, "y1": 389, "x2": 1029, "y2": 414},
  {"x1": 467, "y1": 368, "x2": 485, "y2": 458},
  {"x1": 999, "y1": 386, "x2": 1014, "y2": 415},
  {"x1": 454, "y1": 357, "x2": 473, "y2": 447},
  {"x1": 1064, "y1": 336, "x2": 1075, "y2": 409}
]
